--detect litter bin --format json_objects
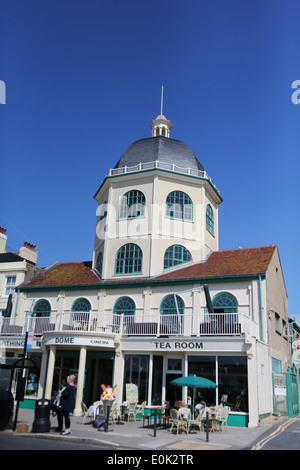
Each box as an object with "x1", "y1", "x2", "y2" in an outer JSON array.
[{"x1": 32, "y1": 398, "x2": 51, "y2": 433}]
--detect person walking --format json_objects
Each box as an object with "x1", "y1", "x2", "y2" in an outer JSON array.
[{"x1": 57, "y1": 375, "x2": 76, "y2": 435}]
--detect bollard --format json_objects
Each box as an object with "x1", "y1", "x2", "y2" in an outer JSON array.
[
  {"x1": 206, "y1": 411, "x2": 209, "y2": 442},
  {"x1": 32, "y1": 399, "x2": 51, "y2": 433}
]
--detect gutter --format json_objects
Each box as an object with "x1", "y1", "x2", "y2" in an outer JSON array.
[
  {"x1": 258, "y1": 275, "x2": 264, "y2": 341},
  {"x1": 18, "y1": 272, "x2": 267, "y2": 293}
]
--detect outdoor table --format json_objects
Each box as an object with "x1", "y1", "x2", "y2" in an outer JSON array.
[
  {"x1": 88, "y1": 404, "x2": 101, "y2": 421},
  {"x1": 145, "y1": 405, "x2": 164, "y2": 437}
]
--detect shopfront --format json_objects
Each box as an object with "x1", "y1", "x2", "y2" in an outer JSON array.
[
  {"x1": 40, "y1": 332, "x2": 116, "y2": 415},
  {"x1": 0, "y1": 336, "x2": 43, "y2": 409},
  {"x1": 121, "y1": 337, "x2": 250, "y2": 426}
]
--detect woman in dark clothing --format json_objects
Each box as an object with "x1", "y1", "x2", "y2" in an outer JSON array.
[{"x1": 57, "y1": 375, "x2": 76, "y2": 435}]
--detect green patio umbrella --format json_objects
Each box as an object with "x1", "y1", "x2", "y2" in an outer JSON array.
[{"x1": 171, "y1": 375, "x2": 218, "y2": 418}]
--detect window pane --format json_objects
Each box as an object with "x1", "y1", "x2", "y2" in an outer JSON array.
[
  {"x1": 166, "y1": 191, "x2": 193, "y2": 221},
  {"x1": 123, "y1": 355, "x2": 149, "y2": 404},
  {"x1": 218, "y1": 356, "x2": 248, "y2": 412},
  {"x1": 115, "y1": 244, "x2": 142, "y2": 274},
  {"x1": 119, "y1": 190, "x2": 145, "y2": 219},
  {"x1": 5, "y1": 276, "x2": 16, "y2": 296},
  {"x1": 188, "y1": 356, "x2": 216, "y2": 405},
  {"x1": 164, "y1": 245, "x2": 192, "y2": 269}
]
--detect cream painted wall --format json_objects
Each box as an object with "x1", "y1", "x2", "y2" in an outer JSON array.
[{"x1": 93, "y1": 169, "x2": 221, "y2": 280}]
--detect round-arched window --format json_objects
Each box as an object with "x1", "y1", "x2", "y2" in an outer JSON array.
[
  {"x1": 33, "y1": 299, "x2": 51, "y2": 317},
  {"x1": 71, "y1": 298, "x2": 91, "y2": 312},
  {"x1": 119, "y1": 190, "x2": 146, "y2": 219},
  {"x1": 113, "y1": 297, "x2": 136, "y2": 316},
  {"x1": 115, "y1": 243, "x2": 143, "y2": 274},
  {"x1": 212, "y1": 292, "x2": 238, "y2": 313},
  {"x1": 164, "y1": 245, "x2": 192, "y2": 270},
  {"x1": 166, "y1": 191, "x2": 193, "y2": 221}
]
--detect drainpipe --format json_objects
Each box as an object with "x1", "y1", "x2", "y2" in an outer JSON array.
[
  {"x1": 13, "y1": 289, "x2": 20, "y2": 318},
  {"x1": 258, "y1": 276, "x2": 264, "y2": 341}
]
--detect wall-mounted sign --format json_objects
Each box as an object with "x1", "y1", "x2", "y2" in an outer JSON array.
[
  {"x1": 0, "y1": 337, "x2": 41, "y2": 349},
  {"x1": 154, "y1": 341, "x2": 203, "y2": 350},
  {"x1": 44, "y1": 335, "x2": 115, "y2": 349}
]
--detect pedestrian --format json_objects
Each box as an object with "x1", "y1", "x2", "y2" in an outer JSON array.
[
  {"x1": 56, "y1": 375, "x2": 76, "y2": 435},
  {"x1": 53, "y1": 380, "x2": 66, "y2": 423}
]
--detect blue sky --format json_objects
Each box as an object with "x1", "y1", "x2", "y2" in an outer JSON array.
[{"x1": 0, "y1": 0, "x2": 299, "y2": 320}]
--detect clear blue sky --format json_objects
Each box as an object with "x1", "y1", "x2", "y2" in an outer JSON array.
[{"x1": 0, "y1": 1, "x2": 299, "y2": 319}]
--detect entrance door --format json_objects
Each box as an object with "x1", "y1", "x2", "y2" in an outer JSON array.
[{"x1": 165, "y1": 357, "x2": 183, "y2": 406}]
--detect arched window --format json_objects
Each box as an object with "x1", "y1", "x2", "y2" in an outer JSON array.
[
  {"x1": 115, "y1": 243, "x2": 143, "y2": 274},
  {"x1": 113, "y1": 296, "x2": 136, "y2": 331},
  {"x1": 160, "y1": 294, "x2": 184, "y2": 334},
  {"x1": 164, "y1": 245, "x2": 192, "y2": 270},
  {"x1": 119, "y1": 190, "x2": 145, "y2": 219},
  {"x1": 96, "y1": 252, "x2": 103, "y2": 277},
  {"x1": 160, "y1": 294, "x2": 184, "y2": 315},
  {"x1": 71, "y1": 298, "x2": 91, "y2": 312},
  {"x1": 113, "y1": 297, "x2": 136, "y2": 316},
  {"x1": 212, "y1": 292, "x2": 238, "y2": 313},
  {"x1": 71, "y1": 298, "x2": 91, "y2": 328},
  {"x1": 206, "y1": 204, "x2": 214, "y2": 234},
  {"x1": 166, "y1": 191, "x2": 193, "y2": 221},
  {"x1": 33, "y1": 299, "x2": 51, "y2": 317}
]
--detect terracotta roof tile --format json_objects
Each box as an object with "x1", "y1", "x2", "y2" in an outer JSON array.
[
  {"x1": 18, "y1": 245, "x2": 277, "y2": 290},
  {"x1": 18, "y1": 261, "x2": 100, "y2": 289},
  {"x1": 154, "y1": 245, "x2": 277, "y2": 281}
]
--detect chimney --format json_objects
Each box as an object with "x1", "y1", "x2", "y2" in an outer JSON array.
[
  {"x1": 19, "y1": 241, "x2": 38, "y2": 264},
  {"x1": 0, "y1": 227, "x2": 7, "y2": 253}
]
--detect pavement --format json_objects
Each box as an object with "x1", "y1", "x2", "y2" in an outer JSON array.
[{"x1": 0, "y1": 407, "x2": 294, "y2": 451}]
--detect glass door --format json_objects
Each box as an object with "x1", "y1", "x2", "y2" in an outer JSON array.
[{"x1": 165, "y1": 357, "x2": 182, "y2": 406}]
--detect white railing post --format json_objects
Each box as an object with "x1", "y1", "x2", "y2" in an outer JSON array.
[
  {"x1": 120, "y1": 314, "x2": 124, "y2": 335},
  {"x1": 157, "y1": 312, "x2": 160, "y2": 337}
]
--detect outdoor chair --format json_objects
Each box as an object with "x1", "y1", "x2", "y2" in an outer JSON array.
[
  {"x1": 187, "y1": 408, "x2": 205, "y2": 433},
  {"x1": 178, "y1": 406, "x2": 190, "y2": 420},
  {"x1": 135, "y1": 401, "x2": 147, "y2": 421},
  {"x1": 126, "y1": 401, "x2": 138, "y2": 421},
  {"x1": 80, "y1": 402, "x2": 93, "y2": 425},
  {"x1": 216, "y1": 406, "x2": 229, "y2": 431},
  {"x1": 109, "y1": 401, "x2": 120, "y2": 424},
  {"x1": 169, "y1": 408, "x2": 188, "y2": 435},
  {"x1": 140, "y1": 402, "x2": 150, "y2": 427}
]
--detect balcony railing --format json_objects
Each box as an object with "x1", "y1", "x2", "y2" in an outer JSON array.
[
  {"x1": 108, "y1": 160, "x2": 220, "y2": 195},
  {"x1": 0, "y1": 311, "x2": 259, "y2": 338}
]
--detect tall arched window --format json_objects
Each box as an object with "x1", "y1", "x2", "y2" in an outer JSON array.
[
  {"x1": 115, "y1": 243, "x2": 143, "y2": 274},
  {"x1": 96, "y1": 252, "x2": 103, "y2": 277},
  {"x1": 160, "y1": 294, "x2": 184, "y2": 334},
  {"x1": 164, "y1": 245, "x2": 192, "y2": 270},
  {"x1": 71, "y1": 298, "x2": 91, "y2": 328},
  {"x1": 119, "y1": 190, "x2": 145, "y2": 219},
  {"x1": 206, "y1": 204, "x2": 214, "y2": 234},
  {"x1": 33, "y1": 299, "x2": 51, "y2": 317},
  {"x1": 113, "y1": 296, "x2": 136, "y2": 331},
  {"x1": 212, "y1": 292, "x2": 238, "y2": 332},
  {"x1": 166, "y1": 191, "x2": 193, "y2": 221}
]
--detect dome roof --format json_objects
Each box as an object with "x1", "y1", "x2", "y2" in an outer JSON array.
[{"x1": 114, "y1": 136, "x2": 205, "y2": 171}]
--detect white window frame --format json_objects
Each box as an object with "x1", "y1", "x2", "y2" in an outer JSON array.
[{"x1": 4, "y1": 276, "x2": 16, "y2": 296}]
